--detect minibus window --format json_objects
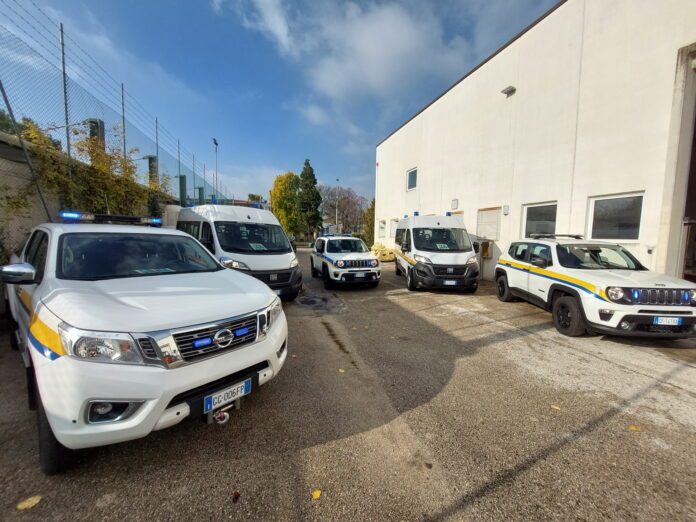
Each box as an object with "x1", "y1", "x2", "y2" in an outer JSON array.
[{"x1": 412, "y1": 228, "x2": 472, "y2": 252}]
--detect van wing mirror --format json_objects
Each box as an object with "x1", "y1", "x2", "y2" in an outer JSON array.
[
  {"x1": 401, "y1": 243, "x2": 410, "y2": 252},
  {"x1": 473, "y1": 241, "x2": 480, "y2": 254},
  {"x1": 0, "y1": 263, "x2": 37, "y2": 284}
]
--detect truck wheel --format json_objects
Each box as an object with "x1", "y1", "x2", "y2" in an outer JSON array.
[
  {"x1": 395, "y1": 261, "x2": 402, "y2": 276},
  {"x1": 406, "y1": 268, "x2": 419, "y2": 291},
  {"x1": 310, "y1": 259, "x2": 320, "y2": 278},
  {"x1": 37, "y1": 386, "x2": 75, "y2": 475},
  {"x1": 496, "y1": 275, "x2": 513, "y2": 302},
  {"x1": 552, "y1": 296, "x2": 586, "y2": 337},
  {"x1": 323, "y1": 266, "x2": 334, "y2": 290},
  {"x1": 281, "y1": 290, "x2": 299, "y2": 302}
]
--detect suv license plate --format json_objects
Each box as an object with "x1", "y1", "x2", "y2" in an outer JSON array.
[
  {"x1": 443, "y1": 280, "x2": 457, "y2": 286},
  {"x1": 204, "y1": 379, "x2": 251, "y2": 413},
  {"x1": 355, "y1": 272, "x2": 366, "y2": 278},
  {"x1": 653, "y1": 317, "x2": 682, "y2": 326}
]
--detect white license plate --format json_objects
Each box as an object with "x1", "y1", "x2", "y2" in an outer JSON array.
[
  {"x1": 354, "y1": 272, "x2": 366, "y2": 278},
  {"x1": 204, "y1": 379, "x2": 251, "y2": 413},
  {"x1": 443, "y1": 280, "x2": 457, "y2": 286},
  {"x1": 653, "y1": 317, "x2": 682, "y2": 326}
]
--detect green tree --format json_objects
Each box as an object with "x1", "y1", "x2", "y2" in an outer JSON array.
[
  {"x1": 269, "y1": 171, "x2": 301, "y2": 234},
  {"x1": 364, "y1": 198, "x2": 375, "y2": 246},
  {"x1": 297, "y1": 159, "x2": 322, "y2": 237},
  {"x1": 248, "y1": 193, "x2": 262, "y2": 202}
]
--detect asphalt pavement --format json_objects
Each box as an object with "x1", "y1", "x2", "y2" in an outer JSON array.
[{"x1": 1, "y1": 248, "x2": 695, "y2": 520}]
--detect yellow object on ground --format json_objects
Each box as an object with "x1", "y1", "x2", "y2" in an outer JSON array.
[{"x1": 371, "y1": 243, "x2": 395, "y2": 262}]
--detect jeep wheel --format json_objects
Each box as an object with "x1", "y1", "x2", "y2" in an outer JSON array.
[
  {"x1": 395, "y1": 261, "x2": 402, "y2": 276},
  {"x1": 496, "y1": 275, "x2": 513, "y2": 302},
  {"x1": 368, "y1": 280, "x2": 380, "y2": 288},
  {"x1": 552, "y1": 296, "x2": 586, "y2": 337},
  {"x1": 37, "y1": 385, "x2": 75, "y2": 475},
  {"x1": 322, "y1": 266, "x2": 334, "y2": 290},
  {"x1": 310, "y1": 259, "x2": 320, "y2": 278},
  {"x1": 406, "y1": 267, "x2": 419, "y2": 291}
]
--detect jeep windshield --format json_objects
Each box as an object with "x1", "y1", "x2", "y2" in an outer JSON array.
[
  {"x1": 413, "y1": 228, "x2": 473, "y2": 252},
  {"x1": 215, "y1": 222, "x2": 292, "y2": 254},
  {"x1": 556, "y1": 244, "x2": 646, "y2": 270},
  {"x1": 57, "y1": 233, "x2": 222, "y2": 280},
  {"x1": 326, "y1": 238, "x2": 369, "y2": 253}
]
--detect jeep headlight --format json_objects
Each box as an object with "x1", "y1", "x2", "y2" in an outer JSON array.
[
  {"x1": 370, "y1": 259, "x2": 378, "y2": 267},
  {"x1": 414, "y1": 254, "x2": 432, "y2": 264},
  {"x1": 606, "y1": 287, "x2": 625, "y2": 302},
  {"x1": 258, "y1": 296, "x2": 282, "y2": 335},
  {"x1": 336, "y1": 260, "x2": 345, "y2": 268},
  {"x1": 289, "y1": 257, "x2": 299, "y2": 268},
  {"x1": 58, "y1": 324, "x2": 143, "y2": 365}
]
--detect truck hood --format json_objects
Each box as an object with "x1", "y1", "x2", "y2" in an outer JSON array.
[
  {"x1": 41, "y1": 269, "x2": 275, "y2": 333},
  {"x1": 218, "y1": 250, "x2": 297, "y2": 271},
  {"x1": 414, "y1": 250, "x2": 476, "y2": 265},
  {"x1": 566, "y1": 269, "x2": 696, "y2": 289}
]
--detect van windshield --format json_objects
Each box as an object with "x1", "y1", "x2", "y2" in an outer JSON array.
[
  {"x1": 413, "y1": 228, "x2": 472, "y2": 252},
  {"x1": 215, "y1": 222, "x2": 292, "y2": 254},
  {"x1": 57, "y1": 233, "x2": 222, "y2": 280}
]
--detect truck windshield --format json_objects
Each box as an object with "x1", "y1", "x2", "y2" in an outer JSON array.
[
  {"x1": 215, "y1": 222, "x2": 292, "y2": 254},
  {"x1": 326, "y1": 239, "x2": 369, "y2": 253},
  {"x1": 556, "y1": 244, "x2": 646, "y2": 270},
  {"x1": 57, "y1": 233, "x2": 222, "y2": 280},
  {"x1": 413, "y1": 228, "x2": 472, "y2": 252}
]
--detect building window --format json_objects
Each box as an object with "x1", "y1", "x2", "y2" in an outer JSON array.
[
  {"x1": 524, "y1": 203, "x2": 557, "y2": 237},
  {"x1": 378, "y1": 220, "x2": 386, "y2": 238},
  {"x1": 407, "y1": 168, "x2": 417, "y2": 190},
  {"x1": 389, "y1": 219, "x2": 398, "y2": 238},
  {"x1": 476, "y1": 207, "x2": 501, "y2": 240},
  {"x1": 590, "y1": 194, "x2": 643, "y2": 240}
]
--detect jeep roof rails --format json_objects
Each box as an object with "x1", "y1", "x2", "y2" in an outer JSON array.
[{"x1": 529, "y1": 233, "x2": 584, "y2": 240}]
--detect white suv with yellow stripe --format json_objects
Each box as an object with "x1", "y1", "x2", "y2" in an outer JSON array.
[
  {"x1": 1, "y1": 214, "x2": 288, "y2": 474},
  {"x1": 495, "y1": 236, "x2": 696, "y2": 338},
  {"x1": 310, "y1": 235, "x2": 380, "y2": 289}
]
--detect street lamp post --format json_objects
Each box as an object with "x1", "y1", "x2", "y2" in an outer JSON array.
[
  {"x1": 335, "y1": 178, "x2": 339, "y2": 234},
  {"x1": 212, "y1": 138, "x2": 218, "y2": 199}
]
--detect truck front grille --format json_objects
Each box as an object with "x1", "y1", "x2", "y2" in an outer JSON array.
[{"x1": 172, "y1": 314, "x2": 258, "y2": 361}]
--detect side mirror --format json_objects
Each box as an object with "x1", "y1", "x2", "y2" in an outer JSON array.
[
  {"x1": 0, "y1": 263, "x2": 37, "y2": 284},
  {"x1": 309, "y1": 242, "x2": 314, "y2": 249},
  {"x1": 401, "y1": 243, "x2": 410, "y2": 253},
  {"x1": 531, "y1": 257, "x2": 548, "y2": 268},
  {"x1": 473, "y1": 241, "x2": 480, "y2": 254}
]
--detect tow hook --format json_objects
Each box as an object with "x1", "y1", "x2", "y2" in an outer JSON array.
[
  {"x1": 207, "y1": 398, "x2": 241, "y2": 425},
  {"x1": 212, "y1": 409, "x2": 230, "y2": 425}
]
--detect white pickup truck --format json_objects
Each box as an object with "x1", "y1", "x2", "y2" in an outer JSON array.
[{"x1": 1, "y1": 213, "x2": 288, "y2": 474}]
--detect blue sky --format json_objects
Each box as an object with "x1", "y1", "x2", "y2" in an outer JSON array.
[{"x1": 18, "y1": 0, "x2": 557, "y2": 199}]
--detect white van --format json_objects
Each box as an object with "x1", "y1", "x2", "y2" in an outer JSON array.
[
  {"x1": 177, "y1": 205, "x2": 302, "y2": 301},
  {"x1": 394, "y1": 213, "x2": 479, "y2": 292}
]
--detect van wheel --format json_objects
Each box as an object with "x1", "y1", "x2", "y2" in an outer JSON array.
[
  {"x1": 37, "y1": 385, "x2": 75, "y2": 475},
  {"x1": 496, "y1": 275, "x2": 513, "y2": 302},
  {"x1": 395, "y1": 262, "x2": 402, "y2": 276},
  {"x1": 280, "y1": 290, "x2": 299, "y2": 302},
  {"x1": 310, "y1": 259, "x2": 320, "y2": 278},
  {"x1": 552, "y1": 296, "x2": 586, "y2": 337},
  {"x1": 406, "y1": 268, "x2": 419, "y2": 291},
  {"x1": 322, "y1": 266, "x2": 334, "y2": 290}
]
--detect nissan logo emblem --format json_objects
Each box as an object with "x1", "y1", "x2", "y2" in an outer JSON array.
[{"x1": 213, "y1": 328, "x2": 234, "y2": 348}]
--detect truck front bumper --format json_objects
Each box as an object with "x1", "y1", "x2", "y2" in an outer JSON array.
[{"x1": 35, "y1": 315, "x2": 288, "y2": 450}]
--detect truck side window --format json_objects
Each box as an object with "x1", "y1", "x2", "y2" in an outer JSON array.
[
  {"x1": 395, "y1": 228, "x2": 404, "y2": 246},
  {"x1": 403, "y1": 230, "x2": 411, "y2": 251},
  {"x1": 26, "y1": 231, "x2": 48, "y2": 283},
  {"x1": 200, "y1": 222, "x2": 215, "y2": 254}
]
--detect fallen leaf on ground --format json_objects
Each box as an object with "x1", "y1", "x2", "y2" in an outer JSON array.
[
  {"x1": 291, "y1": 354, "x2": 297, "y2": 358},
  {"x1": 351, "y1": 327, "x2": 357, "y2": 331},
  {"x1": 311, "y1": 490, "x2": 322, "y2": 500},
  {"x1": 550, "y1": 405, "x2": 561, "y2": 410},
  {"x1": 232, "y1": 491, "x2": 241, "y2": 503},
  {"x1": 17, "y1": 496, "x2": 42, "y2": 510},
  {"x1": 364, "y1": 326, "x2": 369, "y2": 329},
  {"x1": 338, "y1": 368, "x2": 345, "y2": 373},
  {"x1": 629, "y1": 425, "x2": 641, "y2": 431}
]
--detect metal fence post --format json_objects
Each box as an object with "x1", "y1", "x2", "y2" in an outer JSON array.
[
  {"x1": 121, "y1": 83, "x2": 126, "y2": 163},
  {"x1": 59, "y1": 23, "x2": 72, "y2": 201}
]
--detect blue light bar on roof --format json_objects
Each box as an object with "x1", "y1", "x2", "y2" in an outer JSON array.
[
  {"x1": 140, "y1": 217, "x2": 163, "y2": 225},
  {"x1": 403, "y1": 214, "x2": 408, "y2": 218},
  {"x1": 413, "y1": 211, "x2": 419, "y2": 216},
  {"x1": 446, "y1": 211, "x2": 452, "y2": 216},
  {"x1": 59, "y1": 211, "x2": 95, "y2": 221}
]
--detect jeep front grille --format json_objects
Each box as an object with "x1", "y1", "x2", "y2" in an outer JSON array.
[
  {"x1": 343, "y1": 259, "x2": 372, "y2": 268},
  {"x1": 629, "y1": 288, "x2": 692, "y2": 306}
]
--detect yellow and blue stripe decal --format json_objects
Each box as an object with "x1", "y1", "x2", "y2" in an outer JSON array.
[
  {"x1": 395, "y1": 251, "x2": 416, "y2": 265},
  {"x1": 316, "y1": 253, "x2": 338, "y2": 267},
  {"x1": 15, "y1": 288, "x2": 66, "y2": 360},
  {"x1": 497, "y1": 260, "x2": 608, "y2": 302}
]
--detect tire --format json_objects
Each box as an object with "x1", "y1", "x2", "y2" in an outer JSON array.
[
  {"x1": 406, "y1": 267, "x2": 419, "y2": 291},
  {"x1": 395, "y1": 261, "x2": 402, "y2": 276},
  {"x1": 310, "y1": 259, "x2": 320, "y2": 278},
  {"x1": 36, "y1": 385, "x2": 75, "y2": 475},
  {"x1": 10, "y1": 328, "x2": 19, "y2": 351},
  {"x1": 496, "y1": 275, "x2": 513, "y2": 302},
  {"x1": 552, "y1": 296, "x2": 586, "y2": 337},
  {"x1": 323, "y1": 266, "x2": 334, "y2": 290},
  {"x1": 368, "y1": 280, "x2": 380, "y2": 288},
  {"x1": 280, "y1": 290, "x2": 299, "y2": 302},
  {"x1": 461, "y1": 285, "x2": 477, "y2": 294}
]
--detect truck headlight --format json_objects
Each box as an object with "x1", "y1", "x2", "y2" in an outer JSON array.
[
  {"x1": 290, "y1": 257, "x2": 299, "y2": 268},
  {"x1": 370, "y1": 259, "x2": 378, "y2": 267},
  {"x1": 466, "y1": 257, "x2": 478, "y2": 265},
  {"x1": 414, "y1": 254, "x2": 432, "y2": 264},
  {"x1": 258, "y1": 296, "x2": 282, "y2": 335},
  {"x1": 606, "y1": 287, "x2": 625, "y2": 302},
  {"x1": 58, "y1": 324, "x2": 144, "y2": 365},
  {"x1": 220, "y1": 257, "x2": 250, "y2": 270},
  {"x1": 336, "y1": 260, "x2": 345, "y2": 268}
]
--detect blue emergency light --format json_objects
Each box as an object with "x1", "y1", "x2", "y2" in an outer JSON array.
[
  {"x1": 413, "y1": 211, "x2": 419, "y2": 216},
  {"x1": 193, "y1": 338, "x2": 212, "y2": 348},
  {"x1": 235, "y1": 327, "x2": 249, "y2": 336},
  {"x1": 59, "y1": 211, "x2": 95, "y2": 221},
  {"x1": 446, "y1": 211, "x2": 452, "y2": 216},
  {"x1": 403, "y1": 214, "x2": 408, "y2": 218}
]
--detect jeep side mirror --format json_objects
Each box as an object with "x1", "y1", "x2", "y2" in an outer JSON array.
[
  {"x1": 531, "y1": 257, "x2": 547, "y2": 268},
  {"x1": 473, "y1": 241, "x2": 480, "y2": 254},
  {"x1": 0, "y1": 263, "x2": 37, "y2": 284}
]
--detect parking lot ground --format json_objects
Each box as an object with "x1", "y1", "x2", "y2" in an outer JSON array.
[{"x1": 1, "y1": 247, "x2": 695, "y2": 520}]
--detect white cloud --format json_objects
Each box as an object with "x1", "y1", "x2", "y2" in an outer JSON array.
[
  {"x1": 299, "y1": 104, "x2": 330, "y2": 126},
  {"x1": 211, "y1": 0, "x2": 225, "y2": 14},
  {"x1": 217, "y1": 164, "x2": 285, "y2": 200}
]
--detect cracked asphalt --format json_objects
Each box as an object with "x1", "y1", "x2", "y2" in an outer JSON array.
[{"x1": 1, "y1": 248, "x2": 695, "y2": 520}]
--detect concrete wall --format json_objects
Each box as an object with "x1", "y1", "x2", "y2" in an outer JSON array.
[{"x1": 375, "y1": 0, "x2": 696, "y2": 280}]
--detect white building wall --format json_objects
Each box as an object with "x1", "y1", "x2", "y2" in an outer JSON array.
[{"x1": 375, "y1": 0, "x2": 696, "y2": 280}]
